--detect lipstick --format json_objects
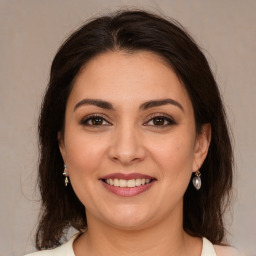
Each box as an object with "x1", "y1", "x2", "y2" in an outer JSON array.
[{"x1": 99, "y1": 173, "x2": 156, "y2": 197}]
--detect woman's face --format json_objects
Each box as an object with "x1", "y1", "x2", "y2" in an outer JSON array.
[{"x1": 59, "y1": 51, "x2": 210, "y2": 229}]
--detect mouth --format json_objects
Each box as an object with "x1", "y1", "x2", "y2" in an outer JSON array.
[
  {"x1": 103, "y1": 178, "x2": 152, "y2": 188},
  {"x1": 99, "y1": 173, "x2": 156, "y2": 197}
]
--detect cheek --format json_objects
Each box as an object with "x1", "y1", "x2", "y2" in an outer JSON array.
[
  {"x1": 64, "y1": 131, "x2": 108, "y2": 176},
  {"x1": 63, "y1": 131, "x2": 110, "y2": 208},
  {"x1": 148, "y1": 131, "x2": 196, "y2": 178}
]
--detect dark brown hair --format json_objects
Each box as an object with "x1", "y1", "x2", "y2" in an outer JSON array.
[{"x1": 36, "y1": 9, "x2": 233, "y2": 249}]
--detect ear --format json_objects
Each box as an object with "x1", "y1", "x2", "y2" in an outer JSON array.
[
  {"x1": 192, "y1": 123, "x2": 211, "y2": 172},
  {"x1": 57, "y1": 131, "x2": 66, "y2": 162}
]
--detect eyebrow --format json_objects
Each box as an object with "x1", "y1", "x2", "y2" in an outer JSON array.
[
  {"x1": 74, "y1": 98, "x2": 184, "y2": 112},
  {"x1": 139, "y1": 99, "x2": 184, "y2": 112},
  {"x1": 74, "y1": 99, "x2": 114, "y2": 111}
]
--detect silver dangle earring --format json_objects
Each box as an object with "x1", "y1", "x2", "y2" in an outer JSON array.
[
  {"x1": 192, "y1": 170, "x2": 201, "y2": 190},
  {"x1": 63, "y1": 164, "x2": 69, "y2": 186}
]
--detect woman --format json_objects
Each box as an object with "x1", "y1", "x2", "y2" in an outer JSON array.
[{"x1": 25, "y1": 10, "x2": 239, "y2": 256}]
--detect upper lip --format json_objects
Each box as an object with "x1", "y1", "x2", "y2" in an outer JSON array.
[{"x1": 99, "y1": 173, "x2": 156, "y2": 180}]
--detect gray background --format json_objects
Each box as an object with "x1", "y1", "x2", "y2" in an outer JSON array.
[{"x1": 0, "y1": 0, "x2": 255, "y2": 255}]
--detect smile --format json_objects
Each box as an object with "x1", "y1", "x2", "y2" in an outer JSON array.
[
  {"x1": 104, "y1": 178, "x2": 151, "y2": 188},
  {"x1": 99, "y1": 173, "x2": 156, "y2": 197}
]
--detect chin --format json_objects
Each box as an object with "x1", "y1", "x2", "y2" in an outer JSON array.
[
  {"x1": 107, "y1": 217, "x2": 151, "y2": 230},
  {"x1": 100, "y1": 205, "x2": 155, "y2": 230}
]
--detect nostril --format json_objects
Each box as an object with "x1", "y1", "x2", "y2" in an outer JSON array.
[{"x1": 107, "y1": 134, "x2": 146, "y2": 164}]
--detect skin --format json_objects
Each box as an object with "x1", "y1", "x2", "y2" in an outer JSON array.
[{"x1": 59, "y1": 51, "x2": 211, "y2": 256}]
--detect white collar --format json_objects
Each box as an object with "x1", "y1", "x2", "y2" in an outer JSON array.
[{"x1": 201, "y1": 237, "x2": 217, "y2": 256}]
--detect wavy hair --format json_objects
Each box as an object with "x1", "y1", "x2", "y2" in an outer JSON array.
[{"x1": 36, "y1": 9, "x2": 233, "y2": 249}]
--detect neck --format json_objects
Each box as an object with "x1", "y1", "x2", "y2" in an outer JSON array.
[{"x1": 73, "y1": 207, "x2": 202, "y2": 256}]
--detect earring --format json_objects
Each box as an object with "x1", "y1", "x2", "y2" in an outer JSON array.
[
  {"x1": 63, "y1": 164, "x2": 69, "y2": 186},
  {"x1": 192, "y1": 170, "x2": 201, "y2": 190}
]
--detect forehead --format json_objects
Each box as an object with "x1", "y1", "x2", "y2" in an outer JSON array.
[{"x1": 68, "y1": 50, "x2": 192, "y2": 112}]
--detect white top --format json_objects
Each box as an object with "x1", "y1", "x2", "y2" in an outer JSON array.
[{"x1": 25, "y1": 234, "x2": 240, "y2": 256}]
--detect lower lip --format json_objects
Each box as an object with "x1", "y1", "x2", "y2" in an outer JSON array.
[{"x1": 101, "y1": 180, "x2": 155, "y2": 197}]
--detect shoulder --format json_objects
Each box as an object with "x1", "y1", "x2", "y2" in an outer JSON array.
[
  {"x1": 25, "y1": 250, "x2": 53, "y2": 256},
  {"x1": 24, "y1": 234, "x2": 77, "y2": 256},
  {"x1": 25, "y1": 248, "x2": 57, "y2": 256},
  {"x1": 214, "y1": 244, "x2": 242, "y2": 256},
  {"x1": 202, "y1": 237, "x2": 242, "y2": 256}
]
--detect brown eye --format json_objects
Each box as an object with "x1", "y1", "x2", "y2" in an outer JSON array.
[
  {"x1": 80, "y1": 115, "x2": 111, "y2": 126},
  {"x1": 144, "y1": 115, "x2": 176, "y2": 127},
  {"x1": 91, "y1": 117, "x2": 104, "y2": 125},
  {"x1": 153, "y1": 117, "x2": 165, "y2": 125}
]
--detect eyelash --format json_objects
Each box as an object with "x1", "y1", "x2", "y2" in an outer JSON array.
[
  {"x1": 144, "y1": 114, "x2": 176, "y2": 127},
  {"x1": 80, "y1": 113, "x2": 176, "y2": 127},
  {"x1": 80, "y1": 114, "x2": 111, "y2": 126}
]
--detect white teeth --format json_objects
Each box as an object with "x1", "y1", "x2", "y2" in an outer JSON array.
[
  {"x1": 135, "y1": 179, "x2": 141, "y2": 186},
  {"x1": 114, "y1": 179, "x2": 119, "y2": 186},
  {"x1": 119, "y1": 179, "x2": 127, "y2": 187},
  {"x1": 105, "y1": 178, "x2": 151, "y2": 188},
  {"x1": 127, "y1": 179, "x2": 135, "y2": 188}
]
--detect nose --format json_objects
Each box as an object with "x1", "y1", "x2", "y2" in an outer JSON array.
[{"x1": 108, "y1": 124, "x2": 146, "y2": 166}]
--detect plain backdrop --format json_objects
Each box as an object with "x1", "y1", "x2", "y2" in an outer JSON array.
[{"x1": 0, "y1": 1, "x2": 255, "y2": 255}]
